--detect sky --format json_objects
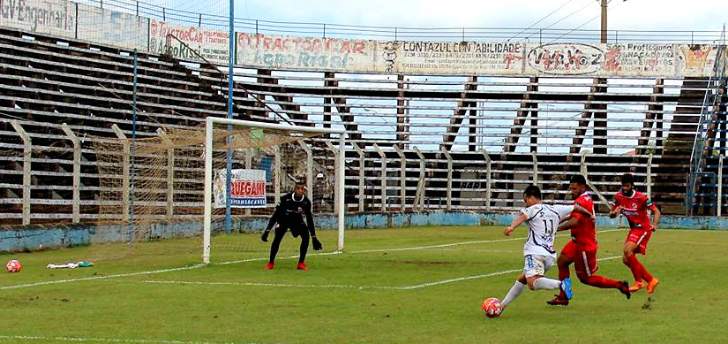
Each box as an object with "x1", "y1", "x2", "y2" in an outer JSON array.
[{"x1": 144, "y1": 0, "x2": 728, "y2": 33}]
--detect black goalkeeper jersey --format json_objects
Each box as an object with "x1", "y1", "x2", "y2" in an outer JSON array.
[{"x1": 265, "y1": 192, "x2": 316, "y2": 234}]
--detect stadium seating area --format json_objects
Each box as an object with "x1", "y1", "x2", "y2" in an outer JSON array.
[
  {"x1": 0, "y1": 27, "x2": 228, "y2": 224},
  {"x1": 0, "y1": 25, "x2": 726, "y2": 226}
]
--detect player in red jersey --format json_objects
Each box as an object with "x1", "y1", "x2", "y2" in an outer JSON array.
[
  {"x1": 547, "y1": 174, "x2": 631, "y2": 306},
  {"x1": 610, "y1": 173, "x2": 661, "y2": 295}
]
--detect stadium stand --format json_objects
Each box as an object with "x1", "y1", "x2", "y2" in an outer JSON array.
[{"x1": 0, "y1": 23, "x2": 725, "y2": 226}]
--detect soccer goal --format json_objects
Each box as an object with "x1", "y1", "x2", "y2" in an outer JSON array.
[
  {"x1": 92, "y1": 117, "x2": 345, "y2": 264},
  {"x1": 202, "y1": 117, "x2": 346, "y2": 264}
]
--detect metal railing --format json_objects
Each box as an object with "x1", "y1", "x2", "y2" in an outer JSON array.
[
  {"x1": 75, "y1": 0, "x2": 727, "y2": 43},
  {"x1": 686, "y1": 45, "x2": 727, "y2": 215}
]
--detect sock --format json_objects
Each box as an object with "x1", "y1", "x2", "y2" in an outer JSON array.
[
  {"x1": 501, "y1": 280, "x2": 526, "y2": 307},
  {"x1": 627, "y1": 255, "x2": 654, "y2": 283},
  {"x1": 533, "y1": 277, "x2": 561, "y2": 290},
  {"x1": 625, "y1": 254, "x2": 643, "y2": 282},
  {"x1": 641, "y1": 267, "x2": 653, "y2": 283},
  {"x1": 584, "y1": 275, "x2": 622, "y2": 289},
  {"x1": 299, "y1": 235, "x2": 310, "y2": 264},
  {"x1": 634, "y1": 255, "x2": 653, "y2": 282}
]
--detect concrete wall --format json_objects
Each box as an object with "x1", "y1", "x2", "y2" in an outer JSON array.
[{"x1": 1, "y1": 212, "x2": 726, "y2": 253}]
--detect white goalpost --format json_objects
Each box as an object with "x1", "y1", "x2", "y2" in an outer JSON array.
[{"x1": 202, "y1": 117, "x2": 346, "y2": 264}]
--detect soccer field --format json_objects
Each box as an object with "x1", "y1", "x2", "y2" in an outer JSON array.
[{"x1": 1, "y1": 226, "x2": 726, "y2": 344}]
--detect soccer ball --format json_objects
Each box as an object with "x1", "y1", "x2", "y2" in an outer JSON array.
[
  {"x1": 6, "y1": 259, "x2": 22, "y2": 273},
  {"x1": 482, "y1": 297, "x2": 502, "y2": 318}
]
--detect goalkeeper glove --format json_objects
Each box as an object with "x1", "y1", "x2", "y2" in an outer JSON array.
[
  {"x1": 312, "y1": 236, "x2": 323, "y2": 251},
  {"x1": 261, "y1": 230, "x2": 270, "y2": 242}
]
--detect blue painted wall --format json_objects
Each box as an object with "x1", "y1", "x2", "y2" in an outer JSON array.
[{"x1": 1, "y1": 212, "x2": 726, "y2": 253}]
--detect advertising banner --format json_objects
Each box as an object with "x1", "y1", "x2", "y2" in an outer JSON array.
[{"x1": 214, "y1": 169, "x2": 267, "y2": 208}]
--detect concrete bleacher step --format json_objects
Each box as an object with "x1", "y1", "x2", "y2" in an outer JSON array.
[
  {"x1": 649, "y1": 77, "x2": 710, "y2": 214},
  {"x1": 667, "y1": 77, "x2": 708, "y2": 139},
  {"x1": 0, "y1": 29, "x2": 228, "y2": 127},
  {"x1": 191, "y1": 62, "x2": 282, "y2": 122}
]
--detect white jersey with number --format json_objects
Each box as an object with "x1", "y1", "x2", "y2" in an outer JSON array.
[{"x1": 520, "y1": 204, "x2": 573, "y2": 258}]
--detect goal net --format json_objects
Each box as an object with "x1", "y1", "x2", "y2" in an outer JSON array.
[
  {"x1": 202, "y1": 118, "x2": 346, "y2": 263},
  {"x1": 93, "y1": 118, "x2": 346, "y2": 264}
]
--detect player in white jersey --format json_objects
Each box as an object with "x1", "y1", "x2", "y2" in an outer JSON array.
[{"x1": 499, "y1": 185, "x2": 576, "y2": 312}]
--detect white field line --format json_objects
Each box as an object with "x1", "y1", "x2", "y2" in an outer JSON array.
[
  {"x1": 142, "y1": 255, "x2": 623, "y2": 291},
  {"x1": 210, "y1": 235, "x2": 532, "y2": 266},
  {"x1": 0, "y1": 229, "x2": 623, "y2": 291},
  {"x1": 0, "y1": 264, "x2": 205, "y2": 291},
  {"x1": 216, "y1": 250, "x2": 342, "y2": 265},
  {"x1": 347, "y1": 228, "x2": 620, "y2": 254},
  {"x1": 0, "y1": 334, "x2": 245, "y2": 344},
  {"x1": 398, "y1": 255, "x2": 622, "y2": 290},
  {"x1": 142, "y1": 279, "x2": 399, "y2": 290}
]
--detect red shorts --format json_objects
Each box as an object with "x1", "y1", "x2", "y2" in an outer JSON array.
[
  {"x1": 626, "y1": 229, "x2": 652, "y2": 255},
  {"x1": 560, "y1": 240, "x2": 599, "y2": 277}
]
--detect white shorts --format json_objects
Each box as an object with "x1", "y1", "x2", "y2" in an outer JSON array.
[{"x1": 523, "y1": 254, "x2": 555, "y2": 278}]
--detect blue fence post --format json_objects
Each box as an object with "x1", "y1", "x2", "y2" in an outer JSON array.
[
  {"x1": 224, "y1": 0, "x2": 235, "y2": 234},
  {"x1": 129, "y1": 49, "x2": 138, "y2": 244}
]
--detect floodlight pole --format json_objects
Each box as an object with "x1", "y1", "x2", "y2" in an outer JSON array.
[
  {"x1": 600, "y1": 0, "x2": 623, "y2": 43},
  {"x1": 600, "y1": 0, "x2": 608, "y2": 43},
  {"x1": 224, "y1": 0, "x2": 235, "y2": 234}
]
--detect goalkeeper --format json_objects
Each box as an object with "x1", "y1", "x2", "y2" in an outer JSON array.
[{"x1": 261, "y1": 180, "x2": 322, "y2": 271}]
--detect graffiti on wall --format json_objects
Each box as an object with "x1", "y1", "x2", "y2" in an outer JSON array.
[
  {"x1": 237, "y1": 33, "x2": 378, "y2": 70},
  {"x1": 602, "y1": 44, "x2": 675, "y2": 76},
  {"x1": 677, "y1": 44, "x2": 717, "y2": 76},
  {"x1": 0, "y1": 0, "x2": 75, "y2": 37},
  {"x1": 149, "y1": 19, "x2": 229, "y2": 65},
  {"x1": 526, "y1": 43, "x2": 603, "y2": 75},
  {"x1": 76, "y1": 3, "x2": 147, "y2": 51},
  {"x1": 397, "y1": 41, "x2": 524, "y2": 74},
  {"x1": 0, "y1": 1, "x2": 724, "y2": 78}
]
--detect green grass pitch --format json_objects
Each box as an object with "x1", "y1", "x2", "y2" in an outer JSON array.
[{"x1": 1, "y1": 226, "x2": 726, "y2": 343}]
